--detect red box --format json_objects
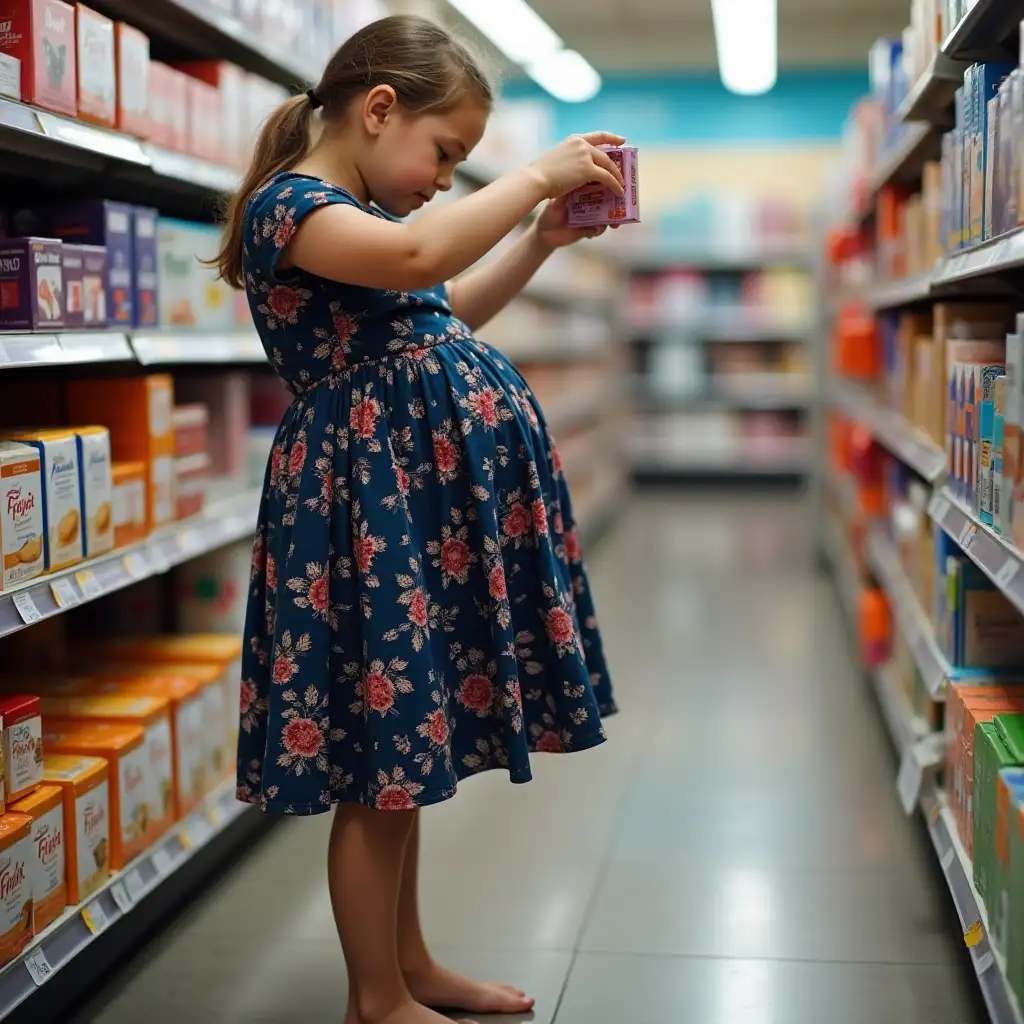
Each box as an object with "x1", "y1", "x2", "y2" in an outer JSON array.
[
  {"x1": 145, "y1": 59, "x2": 170, "y2": 147},
  {"x1": 75, "y1": 3, "x2": 114, "y2": 127},
  {"x1": 0, "y1": 0, "x2": 77, "y2": 116},
  {"x1": 166, "y1": 65, "x2": 188, "y2": 152},
  {"x1": 182, "y1": 75, "x2": 221, "y2": 163},
  {"x1": 177, "y1": 60, "x2": 244, "y2": 167},
  {"x1": 114, "y1": 22, "x2": 148, "y2": 137}
]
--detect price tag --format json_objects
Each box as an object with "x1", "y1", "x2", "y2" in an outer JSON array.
[
  {"x1": 995, "y1": 559, "x2": 1020, "y2": 589},
  {"x1": 50, "y1": 577, "x2": 80, "y2": 609},
  {"x1": 124, "y1": 867, "x2": 145, "y2": 902},
  {"x1": 152, "y1": 848, "x2": 173, "y2": 875},
  {"x1": 958, "y1": 521, "x2": 978, "y2": 551},
  {"x1": 81, "y1": 901, "x2": 108, "y2": 935},
  {"x1": 12, "y1": 590, "x2": 43, "y2": 624},
  {"x1": 110, "y1": 880, "x2": 132, "y2": 914},
  {"x1": 122, "y1": 551, "x2": 150, "y2": 580},
  {"x1": 964, "y1": 920, "x2": 985, "y2": 948},
  {"x1": 178, "y1": 828, "x2": 193, "y2": 851},
  {"x1": 897, "y1": 749, "x2": 925, "y2": 815},
  {"x1": 147, "y1": 546, "x2": 171, "y2": 575},
  {"x1": 75, "y1": 569, "x2": 103, "y2": 599},
  {"x1": 23, "y1": 948, "x2": 53, "y2": 987}
]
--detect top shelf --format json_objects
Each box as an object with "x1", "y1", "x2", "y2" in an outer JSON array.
[{"x1": 942, "y1": 0, "x2": 1024, "y2": 61}]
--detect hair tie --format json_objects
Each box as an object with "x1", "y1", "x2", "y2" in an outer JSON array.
[{"x1": 306, "y1": 88, "x2": 322, "y2": 110}]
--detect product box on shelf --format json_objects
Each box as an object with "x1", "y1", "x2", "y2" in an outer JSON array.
[
  {"x1": 75, "y1": 244, "x2": 107, "y2": 327},
  {"x1": 67, "y1": 375, "x2": 175, "y2": 534},
  {"x1": 113, "y1": 21, "x2": 148, "y2": 138},
  {"x1": 9, "y1": 783, "x2": 64, "y2": 933},
  {"x1": 0, "y1": 442, "x2": 43, "y2": 591},
  {"x1": 60, "y1": 243, "x2": 83, "y2": 329},
  {"x1": 993, "y1": 377, "x2": 1006, "y2": 528},
  {"x1": 0, "y1": 694, "x2": 42, "y2": 803},
  {"x1": 172, "y1": 404, "x2": 208, "y2": 460},
  {"x1": 0, "y1": 50, "x2": 20, "y2": 100},
  {"x1": 181, "y1": 73, "x2": 223, "y2": 165},
  {"x1": 1011, "y1": 786, "x2": 1024, "y2": 1005},
  {"x1": 0, "y1": 813, "x2": 33, "y2": 966},
  {"x1": 47, "y1": 200, "x2": 134, "y2": 327},
  {"x1": 940, "y1": 558, "x2": 1024, "y2": 668},
  {"x1": 39, "y1": 693, "x2": 174, "y2": 844},
  {"x1": 132, "y1": 206, "x2": 158, "y2": 328},
  {"x1": 176, "y1": 60, "x2": 246, "y2": 168},
  {"x1": 174, "y1": 540, "x2": 251, "y2": 635},
  {"x1": 42, "y1": 752, "x2": 108, "y2": 904},
  {"x1": 73, "y1": 426, "x2": 113, "y2": 558},
  {"x1": 42, "y1": 721, "x2": 146, "y2": 870},
  {"x1": 167, "y1": 65, "x2": 188, "y2": 153},
  {"x1": 973, "y1": 721, "x2": 1019, "y2": 907},
  {"x1": 157, "y1": 219, "x2": 234, "y2": 330},
  {"x1": 1001, "y1": 329, "x2": 1023, "y2": 537},
  {"x1": 145, "y1": 59, "x2": 172, "y2": 148},
  {"x1": 75, "y1": 3, "x2": 115, "y2": 127},
  {"x1": 176, "y1": 374, "x2": 249, "y2": 480},
  {"x1": 0, "y1": 236, "x2": 63, "y2": 330},
  {"x1": 0, "y1": 0, "x2": 77, "y2": 116},
  {"x1": 974, "y1": 366, "x2": 1004, "y2": 521},
  {"x1": 993, "y1": 767, "x2": 1024, "y2": 955},
  {"x1": 110, "y1": 460, "x2": 147, "y2": 548},
  {"x1": 175, "y1": 453, "x2": 209, "y2": 520},
  {"x1": 3, "y1": 429, "x2": 83, "y2": 572},
  {"x1": 970, "y1": 62, "x2": 1016, "y2": 245}
]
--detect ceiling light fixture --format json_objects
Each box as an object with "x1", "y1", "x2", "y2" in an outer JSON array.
[
  {"x1": 710, "y1": 0, "x2": 778, "y2": 96},
  {"x1": 446, "y1": 0, "x2": 601, "y2": 102}
]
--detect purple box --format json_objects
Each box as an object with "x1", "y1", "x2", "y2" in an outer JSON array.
[
  {"x1": 566, "y1": 145, "x2": 640, "y2": 228},
  {"x1": 61, "y1": 244, "x2": 84, "y2": 328},
  {"x1": 78, "y1": 245, "x2": 109, "y2": 327},
  {"x1": 0, "y1": 237, "x2": 64, "y2": 330},
  {"x1": 132, "y1": 206, "x2": 159, "y2": 328},
  {"x1": 47, "y1": 200, "x2": 134, "y2": 326}
]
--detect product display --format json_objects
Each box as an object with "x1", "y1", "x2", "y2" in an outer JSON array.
[
  {"x1": 567, "y1": 146, "x2": 641, "y2": 227},
  {"x1": 0, "y1": 0, "x2": 77, "y2": 116}
]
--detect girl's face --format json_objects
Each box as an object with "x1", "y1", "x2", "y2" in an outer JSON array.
[{"x1": 362, "y1": 93, "x2": 488, "y2": 217}]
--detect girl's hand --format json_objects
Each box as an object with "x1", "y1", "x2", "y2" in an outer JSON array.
[
  {"x1": 529, "y1": 132, "x2": 626, "y2": 200},
  {"x1": 534, "y1": 196, "x2": 614, "y2": 250}
]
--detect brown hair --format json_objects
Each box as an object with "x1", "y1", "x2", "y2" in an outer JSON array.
[{"x1": 214, "y1": 14, "x2": 492, "y2": 287}]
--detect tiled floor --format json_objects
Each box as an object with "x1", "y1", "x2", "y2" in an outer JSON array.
[{"x1": 77, "y1": 492, "x2": 986, "y2": 1023}]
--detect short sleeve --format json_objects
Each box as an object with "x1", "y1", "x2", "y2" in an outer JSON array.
[{"x1": 243, "y1": 176, "x2": 362, "y2": 284}]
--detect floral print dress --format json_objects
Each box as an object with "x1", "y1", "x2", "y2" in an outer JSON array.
[{"x1": 237, "y1": 172, "x2": 616, "y2": 815}]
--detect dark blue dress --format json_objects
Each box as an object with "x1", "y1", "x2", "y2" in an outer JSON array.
[{"x1": 236, "y1": 172, "x2": 616, "y2": 815}]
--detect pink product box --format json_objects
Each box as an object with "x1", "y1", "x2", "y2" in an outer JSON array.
[{"x1": 566, "y1": 145, "x2": 640, "y2": 228}]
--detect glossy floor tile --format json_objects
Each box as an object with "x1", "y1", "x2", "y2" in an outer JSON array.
[{"x1": 77, "y1": 493, "x2": 986, "y2": 1024}]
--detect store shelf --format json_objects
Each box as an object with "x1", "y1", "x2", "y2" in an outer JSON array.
[
  {"x1": 870, "y1": 122, "x2": 941, "y2": 195},
  {"x1": 867, "y1": 272, "x2": 935, "y2": 310},
  {"x1": 0, "y1": 779, "x2": 252, "y2": 1019},
  {"x1": 629, "y1": 312, "x2": 813, "y2": 342},
  {"x1": 636, "y1": 386, "x2": 812, "y2": 413},
  {"x1": 0, "y1": 489, "x2": 259, "y2": 639},
  {"x1": 934, "y1": 227, "x2": 1024, "y2": 286},
  {"x1": 829, "y1": 377, "x2": 947, "y2": 482},
  {"x1": 928, "y1": 489, "x2": 1024, "y2": 618},
  {"x1": 943, "y1": 0, "x2": 1024, "y2": 60},
  {"x1": 632, "y1": 436, "x2": 811, "y2": 477},
  {"x1": 0, "y1": 332, "x2": 134, "y2": 368},
  {"x1": 131, "y1": 331, "x2": 266, "y2": 365},
  {"x1": 623, "y1": 243, "x2": 811, "y2": 273},
  {"x1": 865, "y1": 525, "x2": 952, "y2": 699},
  {"x1": 897, "y1": 52, "x2": 968, "y2": 125}
]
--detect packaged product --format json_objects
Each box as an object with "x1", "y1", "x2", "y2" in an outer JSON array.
[
  {"x1": 0, "y1": 714, "x2": 4, "y2": 813},
  {"x1": 1010, "y1": 786, "x2": 1024, "y2": 1004},
  {"x1": 39, "y1": 694, "x2": 174, "y2": 843},
  {"x1": 174, "y1": 539, "x2": 252, "y2": 635},
  {"x1": 75, "y1": 3, "x2": 115, "y2": 127},
  {"x1": 3, "y1": 430, "x2": 83, "y2": 571},
  {"x1": 0, "y1": 694, "x2": 42, "y2": 803},
  {"x1": 132, "y1": 207, "x2": 159, "y2": 328},
  {"x1": 73, "y1": 426, "x2": 113, "y2": 558},
  {"x1": 0, "y1": 50, "x2": 19, "y2": 100},
  {"x1": 41, "y1": 753, "x2": 108, "y2": 904},
  {"x1": 175, "y1": 452, "x2": 210, "y2": 520},
  {"x1": 60, "y1": 243, "x2": 83, "y2": 329},
  {"x1": 566, "y1": 146, "x2": 640, "y2": 228},
  {"x1": 0, "y1": 442, "x2": 44, "y2": 591},
  {"x1": 110, "y1": 460, "x2": 147, "y2": 549},
  {"x1": 991, "y1": 721, "x2": 1024, "y2": 954},
  {"x1": 0, "y1": 237, "x2": 63, "y2": 330},
  {"x1": 47, "y1": 200, "x2": 134, "y2": 327},
  {"x1": 78, "y1": 244, "x2": 108, "y2": 326},
  {"x1": 114, "y1": 22, "x2": 148, "y2": 138},
  {"x1": 9, "y1": 784, "x2": 64, "y2": 933},
  {"x1": 993, "y1": 377, "x2": 1006, "y2": 528},
  {"x1": 157, "y1": 219, "x2": 234, "y2": 330},
  {"x1": 0, "y1": 814, "x2": 34, "y2": 966},
  {"x1": 973, "y1": 364, "x2": 1004, "y2": 519},
  {"x1": 184, "y1": 75, "x2": 222, "y2": 164},
  {"x1": 1002, "y1": 330, "x2": 1022, "y2": 537},
  {"x1": 176, "y1": 374, "x2": 250, "y2": 479},
  {"x1": 176, "y1": 60, "x2": 246, "y2": 168},
  {"x1": 145, "y1": 60, "x2": 172, "y2": 148},
  {"x1": 166, "y1": 65, "x2": 189, "y2": 152},
  {"x1": 42, "y1": 722, "x2": 147, "y2": 869},
  {"x1": 66, "y1": 375, "x2": 175, "y2": 533},
  {"x1": 172, "y1": 404, "x2": 209, "y2": 459},
  {"x1": 973, "y1": 722, "x2": 1018, "y2": 909},
  {"x1": 0, "y1": 0, "x2": 77, "y2": 116}
]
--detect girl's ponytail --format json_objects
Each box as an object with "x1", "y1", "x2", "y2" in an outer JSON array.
[
  {"x1": 215, "y1": 94, "x2": 316, "y2": 288},
  {"x1": 213, "y1": 15, "x2": 491, "y2": 289}
]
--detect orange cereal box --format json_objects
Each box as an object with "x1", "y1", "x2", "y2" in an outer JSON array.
[
  {"x1": 0, "y1": 814, "x2": 33, "y2": 965},
  {"x1": 10, "y1": 784, "x2": 65, "y2": 932}
]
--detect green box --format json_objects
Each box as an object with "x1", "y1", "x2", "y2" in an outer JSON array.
[
  {"x1": 973, "y1": 724, "x2": 1016, "y2": 906},
  {"x1": 1008, "y1": 782, "x2": 1024, "y2": 1004}
]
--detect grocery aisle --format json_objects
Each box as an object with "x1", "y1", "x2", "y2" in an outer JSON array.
[{"x1": 76, "y1": 493, "x2": 984, "y2": 1024}]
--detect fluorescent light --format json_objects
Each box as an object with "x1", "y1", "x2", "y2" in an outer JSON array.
[
  {"x1": 526, "y1": 50, "x2": 602, "y2": 103},
  {"x1": 446, "y1": 0, "x2": 601, "y2": 103},
  {"x1": 445, "y1": 0, "x2": 562, "y2": 65},
  {"x1": 710, "y1": 0, "x2": 777, "y2": 96}
]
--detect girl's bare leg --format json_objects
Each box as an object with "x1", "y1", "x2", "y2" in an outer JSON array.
[
  {"x1": 397, "y1": 811, "x2": 535, "y2": 1015},
  {"x1": 330, "y1": 803, "x2": 476, "y2": 1024}
]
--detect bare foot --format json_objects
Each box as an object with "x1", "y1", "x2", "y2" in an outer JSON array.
[
  {"x1": 344, "y1": 996, "x2": 477, "y2": 1024},
  {"x1": 406, "y1": 964, "x2": 535, "y2": 1015}
]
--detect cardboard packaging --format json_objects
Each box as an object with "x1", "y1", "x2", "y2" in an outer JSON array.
[
  {"x1": 42, "y1": 753, "x2": 108, "y2": 904},
  {"x1": 60, "y1": 243, "x2": 83, "y2": 329},
  {"x1": 73, "y1": 426, "x2": 113, "y2": 558},
  {"x1": 75, "y1": 3, "x2": 115, "y2": 127},
  {"x1": 66, "y1": 375, "x2": 175, "y2": 533},
  {"x1": 0, "y1": 0, "x2": 77, "y2": 116},
  {"x1": 166, "y1": 65, "x2": 188, "y2": 152},
  {"x1": 970, "y1": 61, "x2": 1016, "y2": 245},
  {"x1": 157, "y1": 219, "x2": 234, "y2": 330},
  {"x1": 946, "y1": 339, "x2": 1005, "y2": 501},
  {"x1": 1010, "y1": 786, "x2": 1024, "y2": 1004},
  {"x1": 0, "y1": 50, "x2": 20, "y2": 100},
  {"x1": 175, "y1": 374, "x2": 250, "y2": 478},
  {"x1": 566, "y1": 146, "x2": 640, "y2": 228},
  {"x1": 0, "y1": 237, "x2": 63, "y2": 330},
  {"x1": 0, "y1": 442, "x2": 44, "y2": 591},
  {"x1": 0, "y1": 695, "x2": 42, "y2": 803},
  {"x1": 9, "y1": 784, "x2": 64, "y2": 933},
  {"x1": 175, "y1": 60, "x2": 246, "y2": 168},
  {"x1": 993, "y1": 757, "x2": 1024, "y2": 954},
  {"x1": 110, "y1": 460, "x2": 147, "y2": 548},
  {"x1": 42, "y1": 722, "x2": 147, "y2": 869},
  {"x1": 993, "y1": 376, "x2": 1006, "y2": 528},
  {"x1": 114, "y1": 21, "x2": 148, "y2": 137},
  {"x1": 132, "y1": 206, "x2": 159, "y2": 328},
  {"x1": 1001, "y1": 330, "x2": 1022, "y2": 537},
  {"x1": 145, "y1": 59, "x2": 171, "y2": 148},
  {"x1": 172, "y1": 405, "x2": 208, "y2": 459},
  {"x1": 175, "y1": 453, "x2": 209, "y2": 519},
  {"x1": 0, "y1": 814, "x2": 34, "y2": 965},
  {"x1": 3, "y1": 430, "x2": 83, "y2": 571}
]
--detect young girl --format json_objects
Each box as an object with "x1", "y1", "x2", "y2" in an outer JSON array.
[{"x1": 217, "y1": 15, "x2": 620, "y2": 1024}]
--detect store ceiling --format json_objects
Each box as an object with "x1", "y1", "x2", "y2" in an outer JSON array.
[{"x1": 522, "y1": 0, "x2": 906, "y2": 72}]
